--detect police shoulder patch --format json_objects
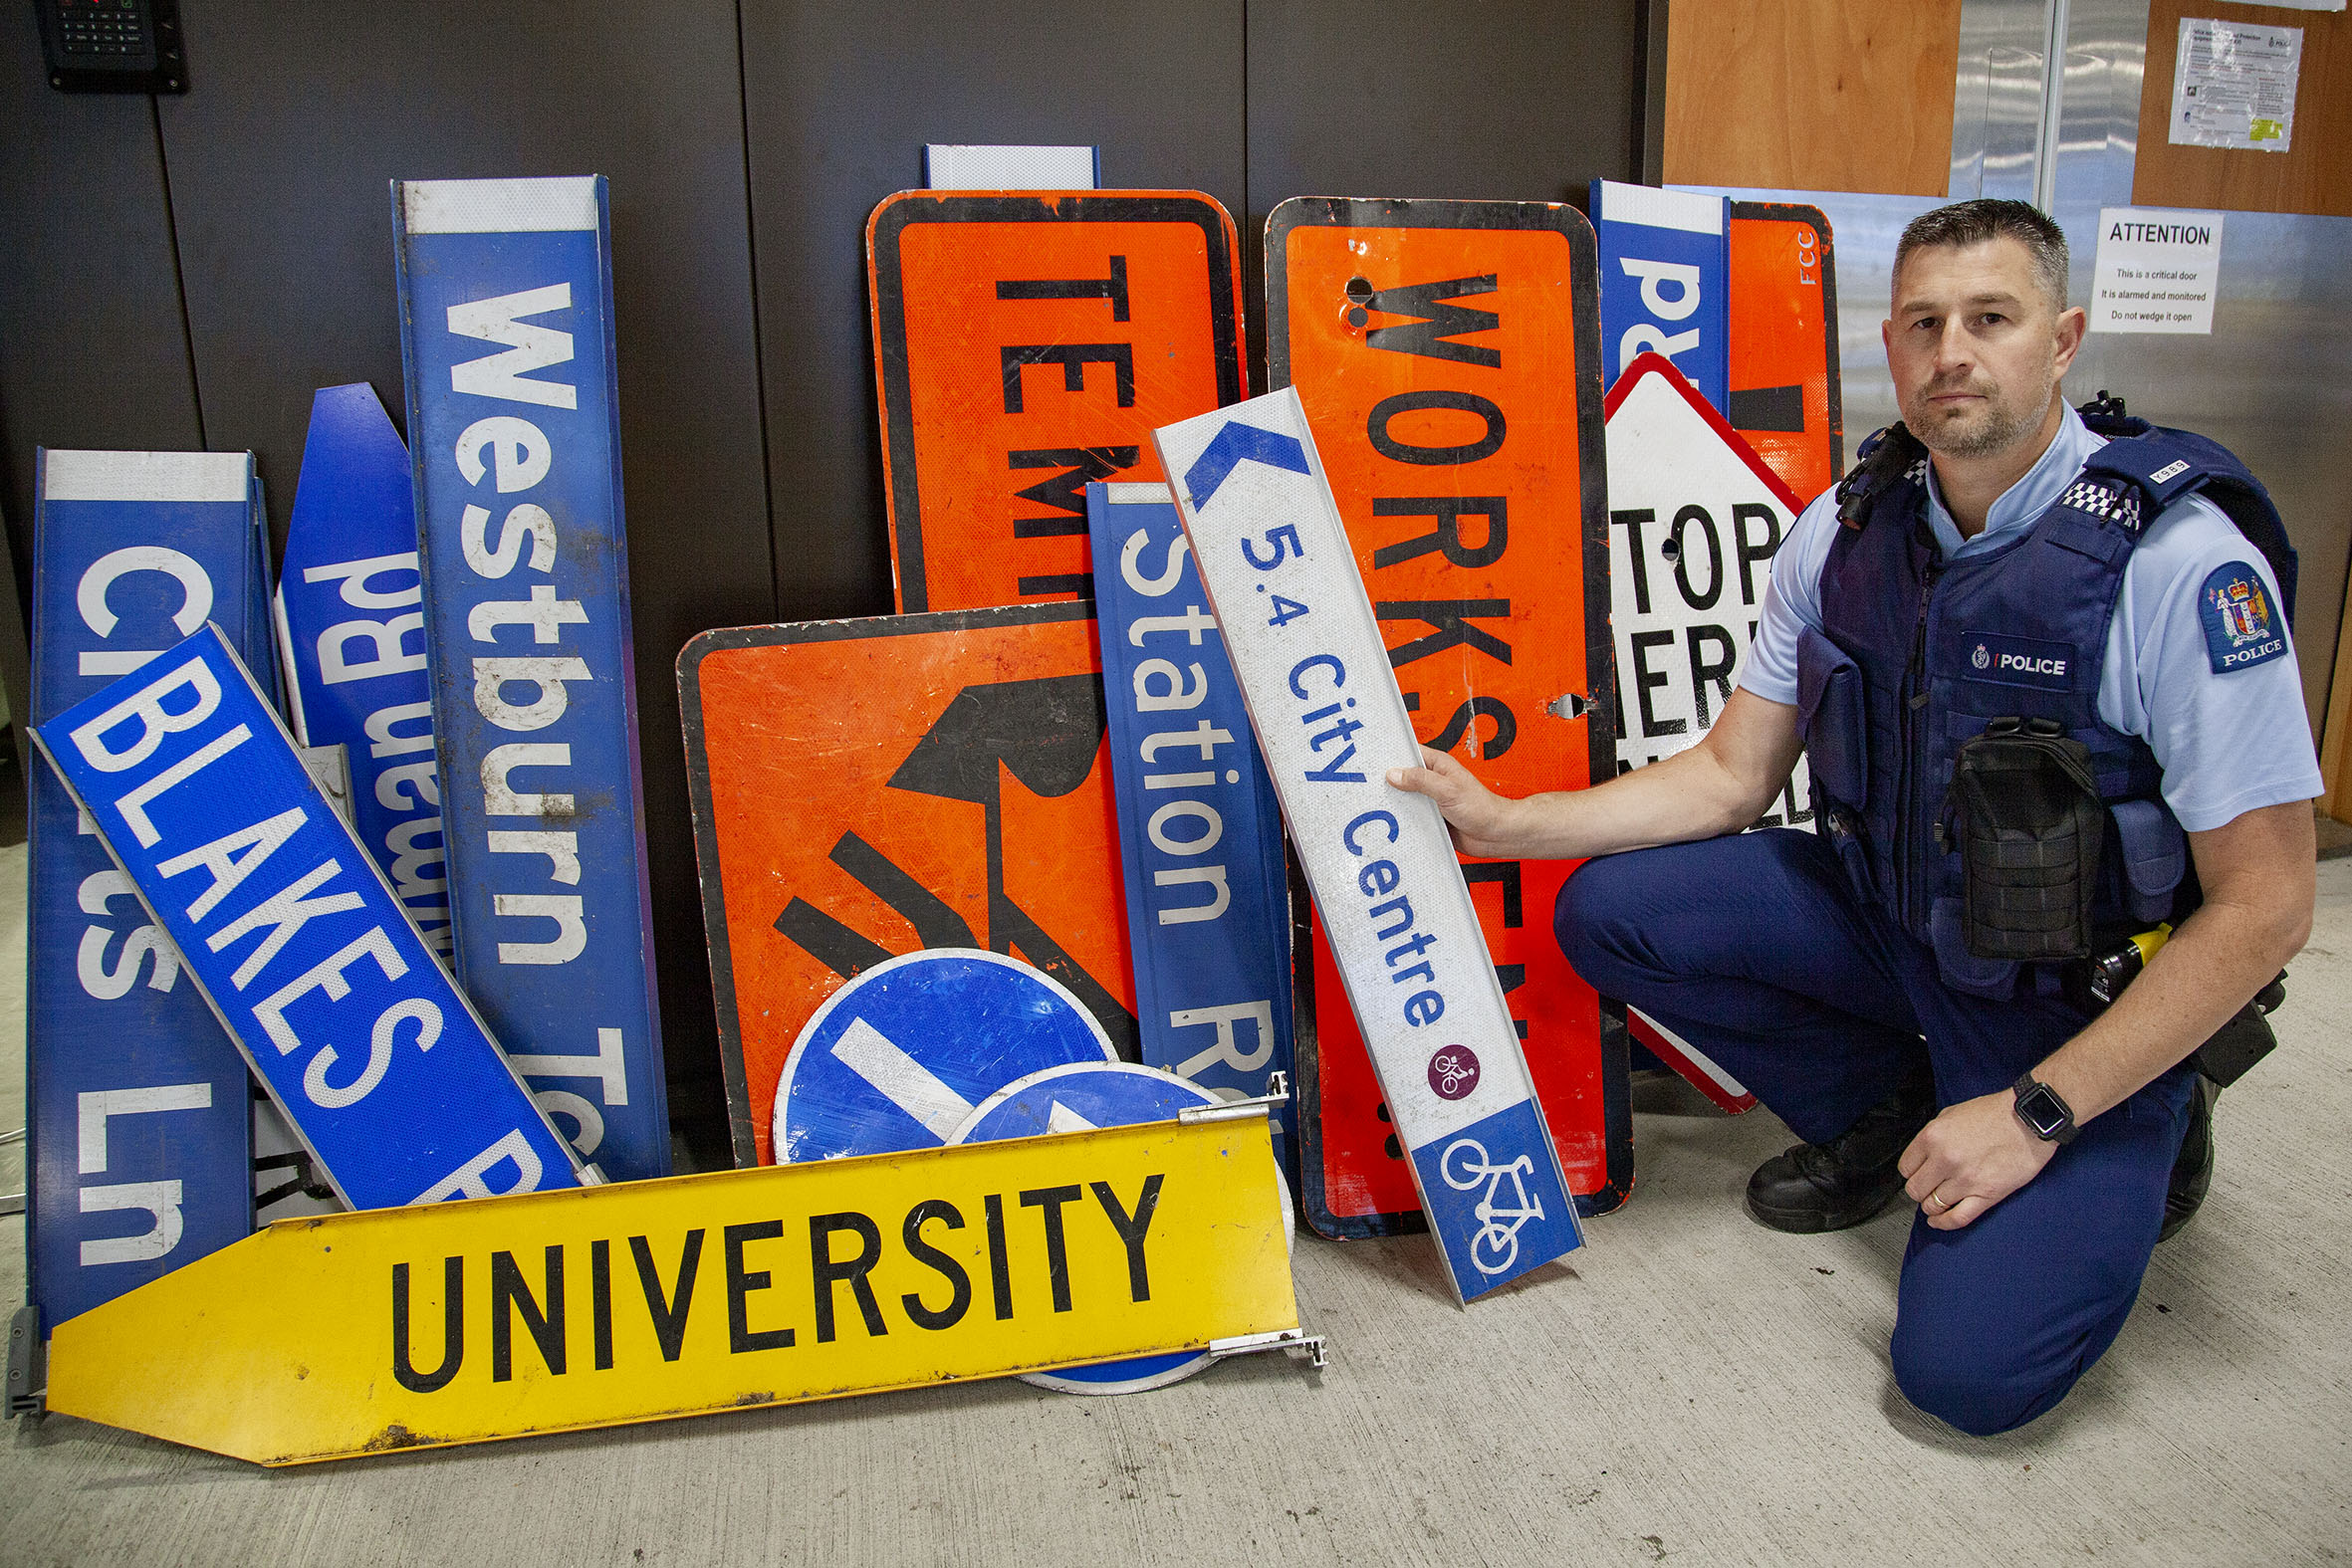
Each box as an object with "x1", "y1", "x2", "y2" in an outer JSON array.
[{"x1": 2197, "y1": 560, "x2": 2288, "y2": 674}]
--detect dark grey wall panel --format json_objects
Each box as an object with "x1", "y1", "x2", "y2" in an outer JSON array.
[
  {"x1": 1246, "y1": 0, "x2": 1643, "y2": 214},
  {"x1": 741, "y1": 0, "x2": 1248, "y2": 621},
  {"x1": 0, "y1": 38, "x2": 203, "y2": 610},
  {"x1": 152, "y1": 2, "x2": 774, "y2": 1162},
  {"x1": 1244, "y1": 0, "x2": 1643, "y2": 388}
]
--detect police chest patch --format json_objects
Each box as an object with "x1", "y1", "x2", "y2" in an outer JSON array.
[
  {"x1": 2198, "y1": 561, "x2": 2287, "y2": 674},
  {"x1": 1962, "y1": 631, "x2": 2075, "y2": 690}
]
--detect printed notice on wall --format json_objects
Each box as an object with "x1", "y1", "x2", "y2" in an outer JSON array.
[
  {"x1": 2091, "y1": 209, "x2": 2225, "y2": 336},
  {"x1": 2171, "y1": 19, "x2": 2303, "y2": 151}
]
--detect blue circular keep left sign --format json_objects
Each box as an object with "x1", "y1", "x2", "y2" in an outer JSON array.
[{"x1": 772, "y1": 949, "x2": 1117, "y2": 1164}]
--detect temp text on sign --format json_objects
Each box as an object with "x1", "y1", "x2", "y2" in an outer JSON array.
[
  {"x1": 46, "y1": 1113, "x2": 1296, "y2": 1465},
  {"x1": 1156, "y1": 389, "x2": 1582, "y2": 1300},
  {"x1": 34, "y1": 625, "x2": 588, "y2": 1212},
  {"x1": 866, "y1": 190, "x2": 1247, "y2": 612},
  {"x1": 393, "y1": 174, "x2": 670, "y2": 1183}
]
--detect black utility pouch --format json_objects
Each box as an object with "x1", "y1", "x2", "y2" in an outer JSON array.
[{"x1": 1946, "y1": 718, "x2": 2104, "y2": 962}]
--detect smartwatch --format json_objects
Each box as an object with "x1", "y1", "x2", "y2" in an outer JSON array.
[{"x1": 2011, "y1": 1072, "x2": 2079, "y2": 1145}]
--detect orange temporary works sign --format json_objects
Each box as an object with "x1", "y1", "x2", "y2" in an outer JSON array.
[
  {"x1": 868, "y1": 191, "x2": 1247, "y2": 612},
  {"x1": 679, "y1": 605, "x2": 1135, "y2": 1166},
  {"x1": 1266, "y1": 197, "x2": 1629, "y2": 1237}
]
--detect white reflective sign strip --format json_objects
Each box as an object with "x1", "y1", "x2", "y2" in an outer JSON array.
[
  {"x1": 399, "y1": 176, "x2": 599, "y2": 234},
  {"x1": 923, "y1": 144, "x2": 1099, "y2": 189},
  {"x1": 829, "y1": 1016, "x2": 980, "y2": 1141},
  {"x1": 1596, "y1": 179, "x2": 1724, "y2": 236},
  {"x1": 42, "y1": 451, "x2": 252, "y2": 504}
]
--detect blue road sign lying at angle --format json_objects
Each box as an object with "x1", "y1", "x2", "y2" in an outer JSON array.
[
  {"x1": 1591, "y1": 180, "x2": 1729, "y2": 408},
  {"x1": 25, "y1": 449, "x2": 275, "y2": 1329},
  {"x1": 33, "y1": 625, "x2": 593, "y2": 1212},
  {"x1": 392, "y1": 174, "x2": 669, "y2": 1182},
  {"x1": 1085, "y1": 482, "x2": 1294, "y2": 1160},
  {"x1": 275, "y1": 384, "x2": 450, "y2": 960},
  {"x1": 951, "y1": 1058, "x2": 1292, "y2": 1396},
  {"x1": 1153, "y1": 390, "x2": 1582, "y2": 1302},
  {"x1": 773, "y1": 949, "x2": 1117, "y2": 1164}
]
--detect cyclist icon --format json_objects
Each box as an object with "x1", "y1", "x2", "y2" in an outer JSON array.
[{"x1": 1440, "y1": 1136, "x2": 1545, "y2": 1275}]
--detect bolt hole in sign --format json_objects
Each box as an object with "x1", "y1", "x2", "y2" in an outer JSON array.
[
  {"x1": 1154, "y1": 389, "x2": 1582, "y2": 1302},
  {"x1": 32, "y1": 626, "x2": 590, "y2": 1212}
]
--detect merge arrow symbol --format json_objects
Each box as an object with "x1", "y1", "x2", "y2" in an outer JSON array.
[{"x1": 1183, "y1": 421, "x2": 1310, "y2": 510}]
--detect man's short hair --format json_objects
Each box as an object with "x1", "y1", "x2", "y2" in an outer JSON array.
[{"x1": 1893, "y1": 199, "x2": 2070, "y2": 314}]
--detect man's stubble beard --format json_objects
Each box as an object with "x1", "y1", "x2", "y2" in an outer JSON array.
[{"x1": 1905, "y1": 368, "x2": 2057, "y2": 462}]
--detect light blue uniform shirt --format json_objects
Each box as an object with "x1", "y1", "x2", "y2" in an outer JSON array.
[{"x1": 1740, "y1": 404, "x2": 2321, "y2": 832}]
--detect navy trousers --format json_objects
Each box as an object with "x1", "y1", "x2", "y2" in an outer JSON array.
[{"x1": 1557, "y1": 828, "x2": 2196, "y2": 1436}]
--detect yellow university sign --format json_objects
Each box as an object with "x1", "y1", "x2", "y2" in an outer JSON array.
[{"x1": 46, "y1": 1112, "x2": 1298, "y2": 1465}]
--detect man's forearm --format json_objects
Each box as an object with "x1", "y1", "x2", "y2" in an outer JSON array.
[
  {"x1": 1485, "y1": 742, "x2": 1780, "y2": 860},
  {"x1": 1419, "y1": 688, "x2": 1805, "y2": 861},
  {"x1": 2035, "y1": 802, "x2": 2314, "y2": 1124},
  {"x1": 2034, "y1": 894, "x2": 2302, "y2": 1123}
]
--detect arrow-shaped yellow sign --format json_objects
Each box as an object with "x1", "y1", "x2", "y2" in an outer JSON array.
[{"x1": 47, "y1": 1112, "x2": 1297, "y2": 1464}]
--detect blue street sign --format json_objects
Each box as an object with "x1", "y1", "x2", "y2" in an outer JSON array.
[
  {"x1": 773, "y1": 949, "x2": 1115, "y2": 1164},
  {"x1": 951, "y1": 1059, "x2": 1226, "y2": 1395},
  {"x1": 1590, "y1": 180, "x2": 1729, "y2": 409},
  {"x1": 275, "y1": 384, "x2": 450, "y2": 959},
  {"x1": 1153, "y1": 390, "x2": 1582, "y2": 1301},
  {"x1": 33, "y1": 625, "x2": 592, "y2": 1211},
  {"x1": 392, "y1": 175, "x2": 669, "y2": 1182},
  {"x1": 25, "y1": 450, "x2": 271, "y2": 1330},
  {"x1": 1084, "y1": 483, "x2": 1294, "y2": 1159}
]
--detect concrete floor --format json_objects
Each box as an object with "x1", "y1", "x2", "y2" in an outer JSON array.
[{"x1": 3, "y1": 844, "x2": 2349, "y2": 1566}]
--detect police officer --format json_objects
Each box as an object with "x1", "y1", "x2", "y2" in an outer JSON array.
[{"x1": 1390, "y1": 199, "x2": 2319, "y2": 1436}]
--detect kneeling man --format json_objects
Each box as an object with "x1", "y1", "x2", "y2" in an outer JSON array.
[{"x1": 1392, "y1": 198, "x2": 2318, "y2": 1436}]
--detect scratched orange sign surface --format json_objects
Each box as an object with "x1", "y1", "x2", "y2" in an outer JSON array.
[
  {"x1": 1267, "y1": 198, "x2": 1629, "y2": 1236},
  {"x1": 868, "y1": 192, "x2": 1246, "y2": 612},
  {"x1": 679, "y1": 605, "x2": 1136, "y2": 1166},
  {"x1": 1728, "y1": 202, "x2": 1843, "y2": 504}
]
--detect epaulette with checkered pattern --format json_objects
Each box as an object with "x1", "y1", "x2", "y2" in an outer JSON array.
[
  {"x1": 2076, "y1": 399, "x2": 2298, "y2": 626},
  {"x1": 2054, "y1": 475, "x2": 2143, "y2": 533}
]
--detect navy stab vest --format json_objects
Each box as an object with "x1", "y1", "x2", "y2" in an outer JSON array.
[{"x1": 1795, "y1": 409, "x2": 2295, "y2": 998}]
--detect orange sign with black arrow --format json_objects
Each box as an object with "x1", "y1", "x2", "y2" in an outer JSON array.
[{"x1": 679, "y1": 605, "x2": 1136, "y2": 1168}]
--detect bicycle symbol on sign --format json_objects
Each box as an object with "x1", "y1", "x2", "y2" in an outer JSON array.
[{"x1": 1440, "y1": 1137, "x2": 1545, "y2": 1275}]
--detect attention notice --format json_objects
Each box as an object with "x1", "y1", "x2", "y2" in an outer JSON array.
[{"x1": 2090, "y1": 209, "x2": 2225, "y2": 336}]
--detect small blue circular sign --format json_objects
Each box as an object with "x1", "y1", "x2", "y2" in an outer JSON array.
[
  {"x1": 772, "y1": 949, "x2": 1116, "y2": 1164},
  {"x1": 949, "y1": 1061, "x2": 1293, "y2": 1397}
]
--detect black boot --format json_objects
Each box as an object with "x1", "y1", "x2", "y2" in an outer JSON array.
[
  {"x1": 2160, "y1": 1077, "x2": 2215, "y2": 1242},
  {"x1": 1747, "y1": 1068, "x2": 1938, "y2": 1233}
]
